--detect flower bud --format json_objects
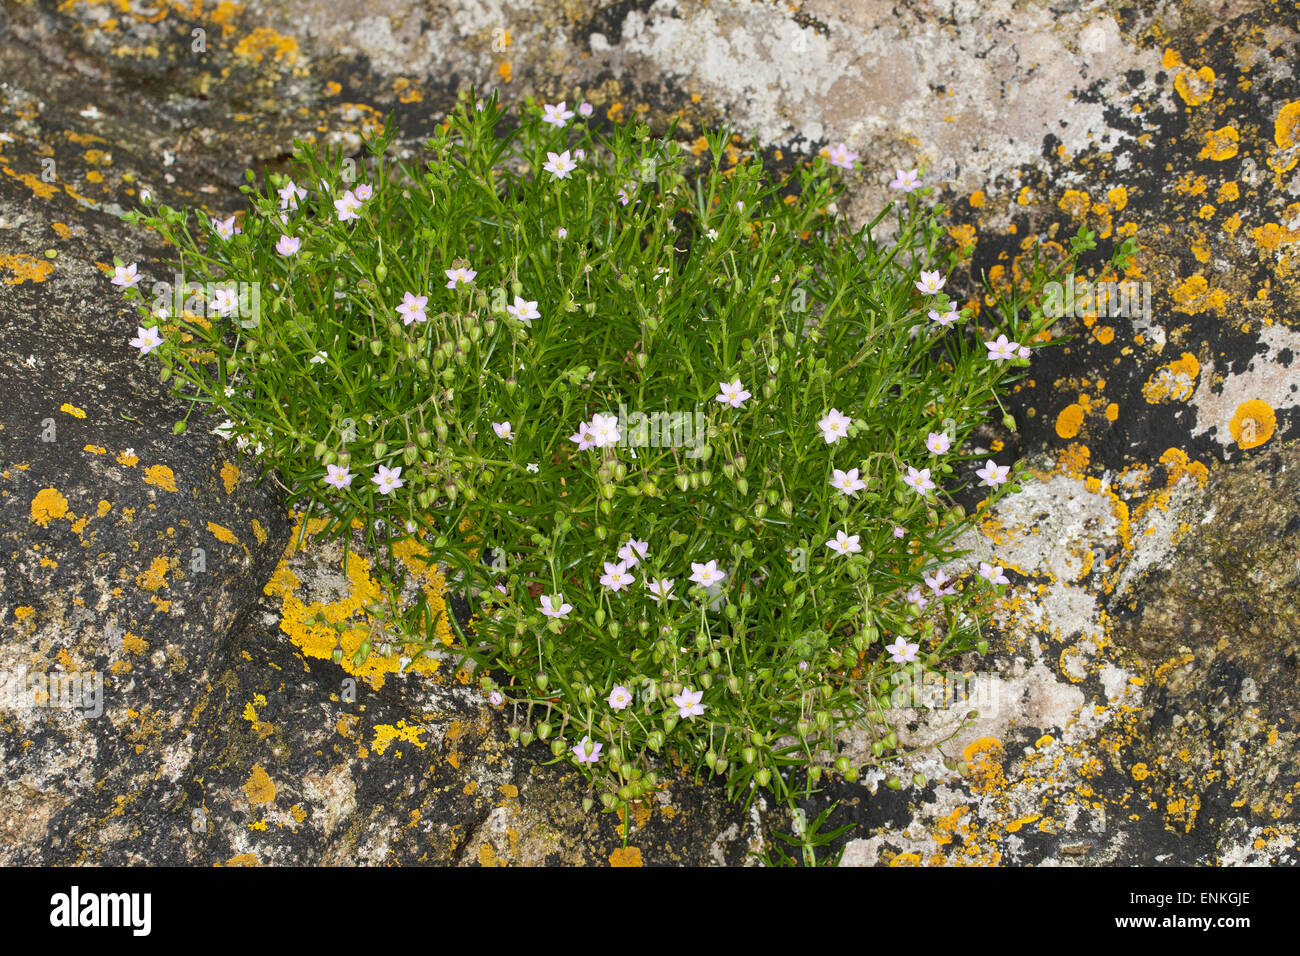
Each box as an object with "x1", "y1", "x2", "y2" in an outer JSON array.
[
  {"x1": 582, "y1": 797, "x2": 594, "y2": 812},
  {"x1": 754, "y1": 768, "x2": 772, "y2": 787},
  {"x1": 742, "y1": 747, "x2": 757, "y2": 764},
  {"x1": 551, "y1": 739, "x2": 566, "y2": 757},
  {"x1": 534, "y1": 672, "x2": 549, "y2": 691},
  {"x1": 519, "y1": 730, "x2": 534, "y2": 746},
  {"x1": 537, "y1": 721, "x2": 552, "y2": 739},
  {"x1": 885, "y1": 775, "x2": 902, "y2": 790}
]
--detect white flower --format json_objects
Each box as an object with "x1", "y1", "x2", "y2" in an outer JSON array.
[
  {"x1": 826, "y1": 530, "x2": 861, "y2": 555},
  {"x1": 818, "y1": 408, "x2": 852, "y2": 444},
  {"x1": 129, "y1": 326, "x2": 163, "y2": 355}
]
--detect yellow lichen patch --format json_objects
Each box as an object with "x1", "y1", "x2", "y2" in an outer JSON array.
[
  {"x1": 96, "y1": 499, "x2": 112, "y2": 517},
  {"x1": 220, "y1": 461, "x2": 239, "y2": 494},
  {"x1": 83, "y1": 444, "x2": 107, "y2": 454},
  {"x1": 1055, "y1": 403, "x2": 1086, "y2": 439},
  {"x1": 143, "y1": 464, "x2": 177, "y2": 492},
  {"x1": 1142, "y1": 352, "x2": 1200, "y2": 403},
  {"x1": 969, "y1": 189, "x2": 986, "y2": 208},
  {"x1": 962, "y1": 737, "x2": 1006, "y2": 795},
  {"x1": 1, "y1": 166, "x2": 59, "y2": 200},
  {"x1": 1131, "y1": 762, "x2": 1151, "y2": 781},
  {"x1": 251, "y1": 519, "x2": 267, "y2": 545},
  {"x1": 1170, "y1": 274, "x2": 1227, "y2": 316},
  {"x1": 1005, "y1": 813, "x2": 1042, "y2": 833},
  {"x1": 123, "y1": 631, "x2": 146, "y2": 654},
  {"x1": 1216, "y1": 181, "x2": 1239, "y2": 203},
  {"x1": 477, "y1": 843, "x2": 505, "y2": 867},
  {"x1": 609, "y1": 846, "x2": 644, "y2": 867},
  {"x1": 232, "y1": 27, "x2": 299, "y2": 64},
  {"x1": 0, "y1": 253, "x2": 55, "y2": 285},
  {"x1": 1174, "y1": 66, "x2": 1215, "y2": 106},
  {"x1": 1250, "y1": 204, "x2": 1300, "y2": 253},
  {"x1": 219, "y1": 853, "x2": 259, "y2": 867},
  {"x1": 1198, "y1": 126, "x2": 1239, "y2": 161},
  {"x1": 15, "y1": 605, "x2": 35, "y2": 623},
  {"x1": 1058, "y1": 189, "x2": 1090, "y2": 218},
  {"x1": 1107, "y1": 186, "x2": 1128, "y2": 212},
  {"x1": 1275, "y1": 101, "x2": 1300, "y2": 150},
  {"x1": 60, "y1": 403, "x2": 86, "y2": 418},
  {"x1": 1228, "y1": 400, "x2": 1276, "y2": 449},
  {"x1": 371, "y1": 720, "x2": 428, "y2": 755},
  {"x1": 116, "y1": 449, "x2": 139, "y2": 467},
  {"x1": 1157, "y1": 448, "x2": 1209, "y2": 487},
  {"x1": 948, "y1": 223, "x2": 976, "y2": 257},
  {"x1": 30, "y1": 487, "x2": 69, "y2": 527},
  {"x1": 1059, "y1": 442, "x2": 1091, "y2": 474},
  {"x1": 136, "y1": 555, "x2": 170, "y2": 591},
  {"x1": 241, "y1": 764, "x2": 276, "y2": 806}
]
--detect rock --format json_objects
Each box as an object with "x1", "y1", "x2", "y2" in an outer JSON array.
[{"x1": 1, "y1": 0, "x2": 1296, "y2": 865}]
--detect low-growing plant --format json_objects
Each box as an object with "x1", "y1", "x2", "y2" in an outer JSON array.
[{"x1": 115, "y1": 89, "x2": 1106, "y2": 847}]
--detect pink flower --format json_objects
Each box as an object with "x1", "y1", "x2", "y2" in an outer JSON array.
[
  {"x1": 557, "y1": 227, "x2": 568, "y2": 239},
  {"x1": 568, "y1": 420, "x2": 596, "y2": 450},
  {"x1": 540, "y1": 594, "x2": 572, "y2": 618},
  {"x1": 979, "y1": 561, "x2": 1010, "y2": 585},
  {"x1": 444, "y1": 267, "x2": 476, "y2": 290},
  {"x1": 1018, "y1": 345, "x2": 1032, "y2": 359},
  {"x1": 646, "y1": 578, "x2": 675, "y2": 602},
  {"x1": 893, "y1": 525, "x2": 906, "y2": 539},
  {"x1": 371, "y1": 465, "x2": 404, "y2": 495},
  {"x1": 818, "y1": 408, "x2": 851, "y2": 444},
  {"x1": 924, "y1": 570, "x2": 956, "y2": 595},
  {"x1": 334, "y1": 190, "x2": 362, "y2": 221},
  {"x1": 689, "y1": 560, "x2": 726, "y2": 587},
  {"x1": 826, "y1": 143, "x2": 858, "y2": 170},
  {"x1": 617, "y1": 538, "x2": 649, "y2": 567},
  {"x1": 904, "y1": 465, "x2": 936, "y2": 494},
  {"x1": 277, "y1": 180, "x2": 306, "y2": 209},
  {"x1": 488, "y1": 690, "x2": 503, "y2": 706},
  {"x1": 826, "y1": 530, "x2": 861, "y2": 555},
  {"x1": 129, "y1": 326, "x2": 163, "y2": 355},
  {"x1": 617, "y1": 183, "x2": 635, "y2": 206},
  {"x1": 588, "y1": 413, "x2": 620, "y2": 447},
  {"x1": 492, "y1": 421, "x2": 513, "y2": 442},
  {"x1": 578, "y1": 102, "x2": 593, "y2": 117},
  {"x1": 890, "y1": 169, "x2": 921, "y2": 192},
  {"x1": 830, "y1": 468, "x2": 867, "y2": 496},
  {"x1": 984, "y1": 334, "x2": 1020, "y2": 362},
  {"x1": 213, "y1": 216, "x2": 239, "y2": 240},
  {"x1": 396, "y1": 291, "x2": 428, "y2": 326},
  {"x1": 671, "y1": 687, "x2": 705, "y2": 718},
  {"x1": 505, "y1": 295, "x2": 539, "y2": 325},
  {"x1": 608, "y1": 685, "x2": 633, "y2": 710},
  {"x1": 915, "y1": 270, "x2": 945, "y2": 294},
  {"x1": 906, "y1": 586, "x2": 929, "y2": 609},
  {"x1": 572, "y1": 736, "x2": 603, "y2": 763},
  {"x1": 928, "y1": 307, "x2": 960, "y2": 326},
  {"x1": 885, "y1": 636, "x2": 920, "y2": 663},
  {"x1": 543, "y1": 150, "x2": 577, "y2": 179},
  {"x1": 324, "y1": 464, "x2": 353, "y2": 490},
  {"x1": 275, "y1": 235, "x2": 300, "y2": 256},
  {"x1": 110, "y1": 263, "x2": 141, "y2": 288},
  {"x1": 600, "y1": 560, "x2": 635, "y2": 592},
  {"x1": 926, "y1": 431, "x2": 951, "y2": 454},
  {"x1": 715, "y1": 379, "x2": 751, "y2": 408},
  {"x1": 542, "y1": 102, "x2": 575, "y2": 127},
  {"x1": 354, "y1": 183, "x2": 373, "y2": 201},
  {"x1": 976, "y1": 459, "x2": 1010, "y2": 487}
]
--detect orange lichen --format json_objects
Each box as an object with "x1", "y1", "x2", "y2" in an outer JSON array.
[
  {"x1": 1055, "y1": 403, "x2": 1085, "y2": 438},
  {"x1": 30, "y1": 488, "x2": 69, "y2": 527},
  {"x1": 1174, "y1": 66, "x2": 1215, "y2": 106},
  {"x1": 1275, "y1": 101, "x2": 1300, "y2": 150},
  {"x1": 1142, "y1": 352, "x2": 1200, "y2": 403},
  {"x1": 1170, "y1": 275, "x2": 1227, "y2": 315},
  {"x1": 143, "y1": 463, "x2": 177, "y2": 491},
  {"x1": 1198, "y1": 126, "x2": 1239, "y2": 161},
  {"x1": 609, "y1": 847, "x2": 644, "y2": 867},
  {"x1": 1228, "y1": 400, "x2": 1276, "y2": 449},
  {"x1": 241, "y1": 765, "x2": 276, "y2": 806},
  {"x1": 0, "y1": 253, "x2": 55, "y2": 285}
]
